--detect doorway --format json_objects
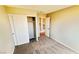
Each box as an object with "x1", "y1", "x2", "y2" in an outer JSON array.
[{"x1": 27, "y1": 17, "x2": 36, "y2": 42}]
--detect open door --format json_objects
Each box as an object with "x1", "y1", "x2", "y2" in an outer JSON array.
[
  {"x1": 45, "y1": 17, "x2": 50, "y2": 37},
  {"x1": 8, "y1": 15, "x2": 17, "y2": 45}
]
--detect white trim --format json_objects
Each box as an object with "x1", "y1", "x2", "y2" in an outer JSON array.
[
  {"x1": 51, "y1": 37, "x2": 78, "y2": 54},
  {"x1": 26, "y1": 15, "x2": 39, "y2": 41},
  {"x1": 8, "y1": 14, "x2": 18, "y2": 45},
  {"x1": 8, "y1": 14, "x2": 15, "y2": 53},
  {"x1": 35, "y1": 16, "x2": 39, "y2": 41}
]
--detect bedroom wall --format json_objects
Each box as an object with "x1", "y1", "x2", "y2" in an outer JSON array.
[
  {"x1": 0, "y1": 6, "x2": 14, "y2": 53},
  {"x1": 48, "y1": 6, "x2": 79, "y2": 53}
]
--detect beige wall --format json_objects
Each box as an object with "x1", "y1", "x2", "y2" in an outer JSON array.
[
  {"x1": 5, "y1": 6, "x2": 37, "y2": 16},
  {"x1": 48, "y1": 6, "x2": 79, "y2": 53},
  {"x1": 0, "y1": 6, "x2": 14, "y2": 53}
]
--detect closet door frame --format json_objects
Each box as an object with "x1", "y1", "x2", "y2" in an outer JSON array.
[{"x1": 26, "y1": 15, "x2": 39, "y2": 41}]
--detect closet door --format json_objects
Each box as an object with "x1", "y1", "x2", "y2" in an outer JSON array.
[{"x1": 9, "y1": 15, "x2": 29, "y2": 45}]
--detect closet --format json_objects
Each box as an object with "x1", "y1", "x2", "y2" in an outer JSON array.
[{"x1": 27, "y1": 17, "x2": 36, "y2": 42}]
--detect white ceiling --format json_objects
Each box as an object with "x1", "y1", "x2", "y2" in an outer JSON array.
[{"x1": 6, "y1": 5, "x2": 72, "y2": 14}]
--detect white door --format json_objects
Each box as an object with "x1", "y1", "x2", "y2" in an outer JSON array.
[
  {"x1": 8, "y1": 15, "x2": 17, "y2": 45},
  {"x1": 45, "y1": 17, "x2": 50, "y2": 37},
  {"x1": 9, "y1": 15, "x2": 29, "y2": 45},
  {"x1": 28, "y1": 21, "x2": 34, "y2": 39}
]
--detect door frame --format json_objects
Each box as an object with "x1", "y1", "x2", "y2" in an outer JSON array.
[
  {"x1": 26, "y1": 15, "x2": 39, "y2": 41},
  {"x1": 48, "y1": 17, "x2": 51, "y2": 38}
]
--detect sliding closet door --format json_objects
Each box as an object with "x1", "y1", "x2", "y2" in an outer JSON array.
[{"x1": 9, "y1": 15, "x2": 29, "y2": 45}]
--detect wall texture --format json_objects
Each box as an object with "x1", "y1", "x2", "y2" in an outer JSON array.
[
  {"x1": 48, "y1": 6, "x2": 79, "y2": 53},
  {"x1": 0, "y1": 6, "x2": 14, "y2": 53}
]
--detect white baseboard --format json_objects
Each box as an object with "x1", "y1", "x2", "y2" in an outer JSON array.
[{"x1": 51, "y1": 37, "x2": 78, "y2": 54}]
